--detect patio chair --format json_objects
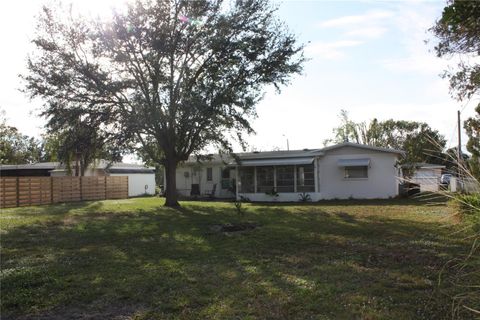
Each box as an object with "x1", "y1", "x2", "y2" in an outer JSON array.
[
  {"x1": 190, "y1": 184, "x2": 200, "y2": 197},
  {"x1": 202, "y1": 184, "x2": 217, "y2": 199}
]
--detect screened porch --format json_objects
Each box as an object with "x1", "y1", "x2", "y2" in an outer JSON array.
[{"x1": 237, "y1": 160, "x2": 316, "y2": 194}]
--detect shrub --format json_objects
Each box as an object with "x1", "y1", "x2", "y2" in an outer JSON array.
[
  {"x1": 298, "y1": 192, "x2": 311, "y2": 202},
  {"x1": 450, "y1": 194, "x2": 480, "y2": 216},
  {"x1": 233, "y1": 201, "x2": 244, "y2": 217}
]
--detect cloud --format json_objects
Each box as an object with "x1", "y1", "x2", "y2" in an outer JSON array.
[
  {"x1": 305, "y1": 40, "x2": 364, "y2": 60},
  {"x1": 318, "y1": 10, "x2": 393, "y2": 29},
  {"x1": 344, "y1": 26, "x2": 388, "y2": 39},
  {"x1": 378, "y1": 4, "x2": 480, "y2": 75}
]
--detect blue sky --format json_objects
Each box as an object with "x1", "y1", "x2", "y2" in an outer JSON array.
[{"x1": 0, "y1": 0, "x2": 477, "y2": 158}]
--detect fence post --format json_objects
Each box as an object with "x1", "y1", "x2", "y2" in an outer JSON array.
[
  {"x1": 16, "y1": 176, "x2": 19, "y2": 207},
  {"x1": 28, "y1": 177, "x2": 31, "y2": 205},
  {"x1": 50, "y1": 177, "x2": 54, "y2": 204},
  {"x1": 104, "y1": 176, "x2": 107, "y2": 200},
  {"x1": 80, "y1": 176, "x2": 83, "y2": 201}
]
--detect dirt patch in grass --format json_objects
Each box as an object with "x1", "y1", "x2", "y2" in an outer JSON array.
[{"x1": 208, "y1": 222, "x2": 259, "y2": 234}]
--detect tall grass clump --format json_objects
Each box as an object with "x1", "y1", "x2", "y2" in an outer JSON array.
[
  {"x1": 403, "y1": 140, "x2": 480, "y2": 318},
  {"x1": 425, "y1": 146, "x2": 479, "y2": 317},
  {"x1": 450, "y1": 193, "x2": 480, "y2": 225}
]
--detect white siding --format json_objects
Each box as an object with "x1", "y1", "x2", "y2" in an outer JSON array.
[
  {"x1": 319, "y1": 152, "x2": 399, "y2": 199},
  {"x1": 411, "y1": 168, "x2": 442, "y2": 192},
  {"x1": 109, "y1": 173, "x2": 156, "y2": 197},
  {"x1": 175, "y1": 164, "x2": 234, "y2": 198},
  {"x1": 173, "y1": 147, "x2": 401, "y2": 201}
]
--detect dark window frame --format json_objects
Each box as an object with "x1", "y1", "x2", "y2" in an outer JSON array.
[
  {"x1": 206, "y1": 167, "x2": 213, "y2": 181},
  {"x1": 344, "y1": 166, "x2": 368, "y2": 179}
]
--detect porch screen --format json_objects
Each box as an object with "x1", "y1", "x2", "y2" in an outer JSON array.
[
  {"x1": 256, "y1": 166, "x2": 274, "y2": 193},
  {"x1": 239, "y1": 167, "x2": 254, "y2": 193},
  {"x1": 297, "y1": 164, "x2": 315, "y2": 192},
  {"x1": 276, "y1": 166, "x2": 294, "y2": 192}
]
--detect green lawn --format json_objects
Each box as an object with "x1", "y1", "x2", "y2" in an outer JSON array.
[{"x1": 0, "y1": 197, "x2": 477, "y2": 319}]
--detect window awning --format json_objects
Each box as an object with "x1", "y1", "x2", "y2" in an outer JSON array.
[
  {"x1": 337, "y1": 158, "x2": 370, "y2": 167},
  {"x1": 239, "y1": 157, "x2": 314, "y2": 167}
]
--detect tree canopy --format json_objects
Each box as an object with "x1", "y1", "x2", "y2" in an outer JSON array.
[
  {"x1": 325, "y1": 110, "x2": 447, "y2": 174},
  {"x1": 23, "y1": 0, "x2": 304, "y2": 206},
  {"x1": 431, "y1": 0, "x2": 480, "y2": 101},
  {"x1": 0, "y1": 110, "x2": 44, "y2": 164},
  {"x1": 431, "y1": 0, "x2": 480, "y2": 179}
]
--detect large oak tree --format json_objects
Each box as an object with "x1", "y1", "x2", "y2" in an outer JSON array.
[{"x1": 23, "y1": 0, "x2": 305, "y2": 206}]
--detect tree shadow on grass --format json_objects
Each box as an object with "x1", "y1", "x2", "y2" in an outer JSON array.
[
  {"x1": 251, "y1": 195, "x2": 449, "y2": 208},
  {"x1": 0, "y1": 202, "x2": 473, "y2": 319}
]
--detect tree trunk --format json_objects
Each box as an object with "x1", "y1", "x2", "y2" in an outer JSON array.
[
  {"x1": 80, "y1": 159, "x2": 86, "y2": 177},
  {"x1": 164, "y1": 159, "x2": 180, "y2": 207},
  {"x1": 75, "y1": 151, "x2": 80, "y2": 177}
]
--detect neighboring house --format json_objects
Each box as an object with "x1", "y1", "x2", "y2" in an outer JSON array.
[
  {"x1": 406, "y1": 163, "x2": 446, "y2": 192},
  {"x1": 0, "y1": 160, "x2": 156, "y2": 197},
  {"x1": 170, "y1": 142, "x2": 404, "y2": 201}
]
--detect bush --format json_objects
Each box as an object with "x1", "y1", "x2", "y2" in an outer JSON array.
[
  {"x1": 450, "y1": 194, "x2": 480, "y2": 233},
  {"x1": 451, "y1": 194, "x2": 480, "y2": 216},
  {"x1": 298, "y1": 192, "x2": 311, "y2": 202},
  {"x1": 155, "y1": 185, "x2": 164, "y2": 196}
]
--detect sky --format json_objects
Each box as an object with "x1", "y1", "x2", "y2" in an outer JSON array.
[{"x1": 0, "y1": 0, "x2": 477, "y2": 159}]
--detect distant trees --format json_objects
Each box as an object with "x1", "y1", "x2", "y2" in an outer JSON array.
[
  {"x1": 325, "y1": 110, "x2": 447, "y2": 169},
  {"x1": 431, "y1": 0, "x2": 480, "y2": 179},
  {"x1": 23, "y1": 0, "x2": 305, "y2": 206},
  {"x1": 464, "y1": 105, "x2": 480, "y2": 178},
  {"x1": 43, "y1": 114, "x2": 123, "y2": 176},
  {"x1": 0, "y1": 110, "x2": 44, "y2": 164},
  {"x1": 0, "y1": 109, "x2": 120, "y2": 173}
]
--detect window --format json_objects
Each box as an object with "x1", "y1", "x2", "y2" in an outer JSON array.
[
  {"x1": 206, "y1": 167, "x2": 213, "y2": 181},
  {"x1": 221, "y1": 168, "x2": 231, "y2": 189},
  {"x1": 239, "y1": 167, "x2": 254, "y2": 193},
  {"x1": 344, "y1": 166, "x2": 368, "y2": 179},
  {"x1": 276, "y1": 166, "x2": 294, "y2": 192},
  {"x1": 256, "y1": 166, "x2": 274, "y2": 193},
  {"x1": 297, "y1": 164, "x2": 315, "y2": 192}
]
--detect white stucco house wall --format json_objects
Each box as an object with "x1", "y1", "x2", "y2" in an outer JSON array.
[{"x1": 169, "y1": 142, "x2": 403, "y2": 201}]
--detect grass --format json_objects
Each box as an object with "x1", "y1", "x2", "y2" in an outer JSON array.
[{"x1": 0, "y1": 197, "x2": 478, "y2": 319}]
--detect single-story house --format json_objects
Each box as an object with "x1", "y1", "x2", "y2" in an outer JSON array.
[
  {"x1": 0, "y1": 160, "x2": 156, "y2": 197},
  {"x1": 170, "y1": 142, "x2": 404, "y2": 201},
  {"x1": 406, "y1": 163, "x2": 446, "y2": 192}
]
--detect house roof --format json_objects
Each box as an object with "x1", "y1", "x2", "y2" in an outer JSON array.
[
  {"x1": 0, "y1": 162, "x2": 59, "y2": 170},
  {"x1": 320, "y1": 142, "x2": 404, "y2": 155},
  {"x1": 182, "y1": 143, "x2": 403, "y2": 166},
  {"x1": 0, "y1": 160, "x2": 154, "y2": 173},
  {"x1": 183, "y1": 149, "x2": 324, "y2": 165},
  {"x1": 401, "y1": 162, "x2": 446, "y2": 169},
  {"x1": 106, "y1": 162, "x2": 155, "y2": 174}
]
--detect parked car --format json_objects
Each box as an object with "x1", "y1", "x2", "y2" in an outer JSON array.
[{"x1": 440, "y1": 174, "x2": 452, "y2": 185}]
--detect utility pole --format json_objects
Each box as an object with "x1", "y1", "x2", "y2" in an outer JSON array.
[
  {"x1": 457, "y1": 110, "x2": 463, "y2": 193},
  {"x1": 282, "y1": 134, "x2": 290, "y2": 151},
  {"x1": 457, "y1": 110, "x2": 462, "y2": 171}
]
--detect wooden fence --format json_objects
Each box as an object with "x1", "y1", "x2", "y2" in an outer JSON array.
[{"x1": 0, "y1": 176, "x2": 128, "y2": 208}]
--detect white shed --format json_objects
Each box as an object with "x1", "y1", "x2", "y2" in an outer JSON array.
[
  {"x1": 409, "y1": 163, "x2": 445, "y2": 192},
  {"x1": 107, "y1": 163, "x2": 156, "y2": 197}
]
